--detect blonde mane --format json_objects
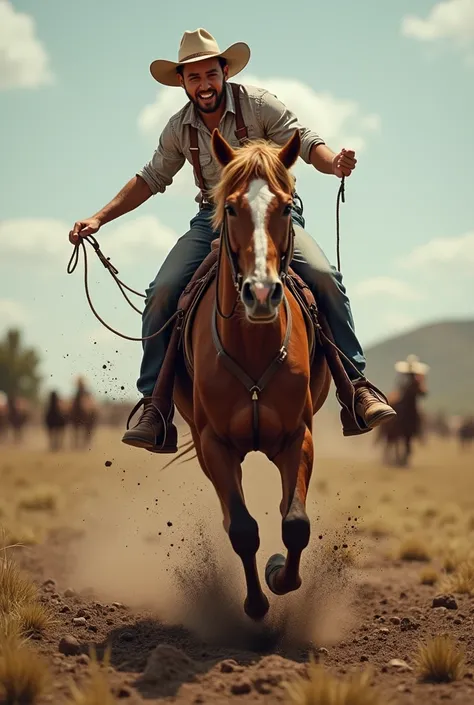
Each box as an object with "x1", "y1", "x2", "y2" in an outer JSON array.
[{"x1": 211, "y1": 140, "x2": 296, "y2": 230}]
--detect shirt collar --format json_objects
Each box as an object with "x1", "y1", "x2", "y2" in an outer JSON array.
[{"x1": 183, "y1": 82, "x2": 235, "y2": 127}]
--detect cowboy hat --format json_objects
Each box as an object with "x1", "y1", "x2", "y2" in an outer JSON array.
[
  {"x1": 150, "y1": 28, "x2": 250, "y2": 87},
  {"x1": 394, "y1": 354, "x2": 430, "y2": 375}
]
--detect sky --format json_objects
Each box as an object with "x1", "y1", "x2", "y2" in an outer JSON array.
[{"x1": 1, "y1": 0, "x2": 473, "y2": 398}]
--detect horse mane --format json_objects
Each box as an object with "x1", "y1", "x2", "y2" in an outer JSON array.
[{"x1": 211, "y1": 139, "x2": 296, "y2": 230}]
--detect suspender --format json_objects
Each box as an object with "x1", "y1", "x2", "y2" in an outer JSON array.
[{"x1": 188, "y1": 83, "x2": 249, "y2": 200}]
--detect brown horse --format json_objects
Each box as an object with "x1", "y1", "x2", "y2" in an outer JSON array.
[
  {"x1": 69, "y1": 379, "x2": 98, "y2": 450},
  {"x1": 377, "y1": 373, "x2": 428, "y2": 467},
  {"x1": 44, "y1": 391, "x2": 70, "y2": 451},
  {"x1": 7, "y1": 394, "x2": 31, "y2": 443},
  {"x1": 174, "y1": 130, "x2": 330, "y2": 620}
]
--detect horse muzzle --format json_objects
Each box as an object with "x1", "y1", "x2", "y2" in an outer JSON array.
[{"x1": 241, "y1": 277, "x2": 284, "y2": 322}]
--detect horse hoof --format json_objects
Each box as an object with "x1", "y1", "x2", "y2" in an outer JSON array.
[
  {"x1": 244, "y1": 594, "x2": 270, "y2": 621},
  {"x1": 265, "y1": 553, "x2": 286, "y2": 595}
]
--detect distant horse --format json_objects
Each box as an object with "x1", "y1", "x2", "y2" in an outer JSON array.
[
  {"x1": 458, "y1": 417, "x2": 474, "y2": 451},
  {"x1": 377, "y1": 373, "x2": 427, "y2": 467},
  {"x1": 0, "y1": 393, "x2": 8, "y2": 442},
  {"x1": 69, "y1": 380, "x2": 98, "y2": 450},
  {"x1": 44, "y1": 391, "x2": 70, "y2": 451},
  {"x1": 7, "y1": 395, "x2": 31, "y2": 443},
  {"x1": 173, "y1": 130, "x2": 331, "y2": 620}
]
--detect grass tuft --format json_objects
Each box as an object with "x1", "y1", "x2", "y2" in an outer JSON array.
[
  {"x1": 442, "y1": 561, "x2": 474, "y2": 595},
  {"x1": 420, "y1": 566, "x2": 439, "y2": 586},
  {"x1": 0, "y1": 636, "x2": 49, "y2": 704},
  {"x1": 398, "y1": 536, "x2": 431, "y2": 562},
  {"x1": 67, "y1": 648, "x2": 116, "y2": 705},
  {"x1": 286, "y1": 661, "x2": 384, "y2": 705},
  {"x1": 416, "y1": 635, "x2": 465, "y2": 683}
]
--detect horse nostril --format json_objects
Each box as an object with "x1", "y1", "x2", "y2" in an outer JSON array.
[
  {"x1": 270, "y1": 281, "x2": 283, "y2": 306},
  {"x1": 241, "y1": 281, "x2": 254, "y2": 307}
]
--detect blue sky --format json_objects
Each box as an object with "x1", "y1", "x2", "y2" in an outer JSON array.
[{"x1": 1, "y1": 0, "x2": 473, "y2": 397}]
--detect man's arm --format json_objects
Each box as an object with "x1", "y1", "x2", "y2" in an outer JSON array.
[
  {"x1": 260, "y1": 89, "x2": 357, "y2": 178},
  {"x1": 69, "y1": 119, "x2": 185, "y2": 242}
]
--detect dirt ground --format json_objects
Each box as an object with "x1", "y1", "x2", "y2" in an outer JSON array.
[{"x1": 1, "y1": 416, "x2": 474, "y2": 704}]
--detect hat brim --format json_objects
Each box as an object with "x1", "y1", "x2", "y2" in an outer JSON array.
[
  {"x1": 150, "y1": 42, "x2": 250, "y2": 87},
  {"x1": 394, "y1": 361, "x2": 430, "y2": 375}
]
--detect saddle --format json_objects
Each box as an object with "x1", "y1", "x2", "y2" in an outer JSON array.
[{"x1": 152, "y1": 245, "x2": 371, "y2": 437}]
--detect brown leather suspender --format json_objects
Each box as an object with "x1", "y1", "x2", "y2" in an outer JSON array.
[{"x1": 188, "y1": 83, "x2": 248, "y2": 200}]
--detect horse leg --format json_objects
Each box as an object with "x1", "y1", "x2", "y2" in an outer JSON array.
[
  {"x1": 200, "y1": 427, "x2": 269, "y2": 621},
  {"x1": 265, "y1": 425, "x2": 312, "y2": 596}
]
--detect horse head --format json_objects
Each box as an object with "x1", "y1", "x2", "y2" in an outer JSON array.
[{"x1": 211, "y1": 128, "x2": 301, "y2": 322}]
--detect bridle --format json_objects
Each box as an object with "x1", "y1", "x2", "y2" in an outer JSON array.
[
  {"x1": 211, "y1": 193, "x2": 296, "y2": 452},
  {"x1": 215, "y1": 197, "x2": 296, "y2": 320}
]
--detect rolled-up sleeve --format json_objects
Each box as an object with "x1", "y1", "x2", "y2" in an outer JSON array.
[
  {"x1": 137, "y1": 119, "x2": 185, "y2": 195},
  {"x1": 260, "y1": 90, "x2": 325, "y2": 164}
]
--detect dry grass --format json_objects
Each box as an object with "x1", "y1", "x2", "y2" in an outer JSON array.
[
  {"x1": 67, "y1": 648, "x2": 116, "y2": 705},
  {"x1": 416, "y1": 635, "x2": 465, "y2": 683},
  {"x1": 442, "y1": 561, "x2": 474, "y2": 595},
  {"x1": 17, "y1": 485, "x2": 60, "y2": 513},
  {"x1": 420, "y1": 566, "x2": 439, "y2": 586},
  {"x1": 397, "y1": 536, "x2": 431, "y2": 562},
  {"x1": 286, "y1": 663, "x2": 384, "y2": 705},
  {"x1": 0, "y1": 636, "x2": 49, "y2": 704},
  {"x1": 0, "y1": 552, "x2": 37, "y2": 615},
  {"x1": 14, "y1": 602, "x2": 54, "y2": 638}
]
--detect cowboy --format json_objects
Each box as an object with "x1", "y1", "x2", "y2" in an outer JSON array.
[
  {"x1": 394, "y1": 354, "x2": 429, "y2": 391},
  {"x1": 69, "y1": 29, "x2": 396, "y2": 452}
]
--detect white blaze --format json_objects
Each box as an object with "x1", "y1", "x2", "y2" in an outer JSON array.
[{"x1": 246, "y1": 178, "x2": 275, "y2": 281}]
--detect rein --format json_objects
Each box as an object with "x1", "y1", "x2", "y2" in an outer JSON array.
[{"x1": 66, "y1": 178, "x2": 346, "y2": 342}]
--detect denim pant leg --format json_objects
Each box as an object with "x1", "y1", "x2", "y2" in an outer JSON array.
[
  {"x1": 137, "y1": 210, "x2": 217, "y2": 397},
  {"x1": 289, "y1": 208, "x2": 366, "y2": 381}
]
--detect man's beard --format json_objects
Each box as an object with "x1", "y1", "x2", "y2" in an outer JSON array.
[{"x1": 185, "y1": 86, "x2": 226, "y2": 114}]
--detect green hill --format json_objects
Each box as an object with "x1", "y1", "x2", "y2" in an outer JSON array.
[{"x1": 365, "y1": 319, "x2": 474, "y2": 415}]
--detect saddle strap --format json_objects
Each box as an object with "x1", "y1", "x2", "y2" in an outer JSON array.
[{"x1": 188, "y1": 83, "x2": 249, "y2": 200}]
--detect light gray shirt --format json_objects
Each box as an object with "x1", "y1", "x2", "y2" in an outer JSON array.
[{"x1": 138, "y1": 82, "x2": 325, "y2": 201}]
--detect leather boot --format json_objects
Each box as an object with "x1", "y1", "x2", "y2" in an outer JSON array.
[
  {"x1": 121, "y1": 397, "x2": 178, "y2": 453},
  {"x1": 355, "y1": 386, "x2": 396, "y2": 429}
]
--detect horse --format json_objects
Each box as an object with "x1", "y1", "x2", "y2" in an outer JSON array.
[
  {"x1": 69, "y1": 379, "x2": 98, "y2": 450},
  {"x1": 44, "y1": 391, "x2": 70, "y2": 451},
  {"x1": 376, "y1": 373, "x2": 427, "y2": 467},
  {"x1": 7, "y1": 394, "x2": 31, "y2": 443},
  {"x1": 458, "y1": 416, "x2": 474, "y2": 451},
  {"x1": 173, "y1": 129, "x2": 330, "y2": 620}
]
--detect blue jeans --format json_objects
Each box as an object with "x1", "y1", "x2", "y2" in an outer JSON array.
[{"x1": 137, "y1": 202, "x2": 366, "y2": 396}]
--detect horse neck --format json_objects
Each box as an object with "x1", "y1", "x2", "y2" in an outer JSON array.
[{"x1": 217, "y1": 250, "x2": 284, "y2": 375}]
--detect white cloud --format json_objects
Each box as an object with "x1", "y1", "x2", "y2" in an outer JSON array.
[
  {"x1": 354, "y1": 276, "x2": 422, "y2": 301},
  {"x1": 401, "y1": 231, "x2": 474, "y2": 270},
  {"x1": 402, "y1": 0, "x2": 474, "y2": 59},
  {"x1": 0, "y1": 216, "x2": 179, "y2": 268},
  {"x1": 137, "y1": 77, "x2": 380, "y2": 197},
  {"x1": 0, "y1": 299, "x2": 29, "y2": 329},
  {"x1": 0, "y1": 0, "x2": 54, "y2": 89},
  {"x1": 138, "y1": 76, "x2": 381, "y2": 154}
]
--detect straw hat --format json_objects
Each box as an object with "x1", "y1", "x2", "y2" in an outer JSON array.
[
  {"x1": 150, "y1": 28, "x2": 250, "y2": 87},
  {"x1": 394, "y1": 354, "x2": 430, "y2": 375}
]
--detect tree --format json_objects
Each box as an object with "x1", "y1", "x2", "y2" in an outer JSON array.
[{"x1": 0, "y1": 329, "x2": 41, "y2": 400}]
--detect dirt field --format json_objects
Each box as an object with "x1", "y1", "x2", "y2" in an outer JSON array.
[{"x1": 1, "y1": 416, "x2": 474, "y2": 704}]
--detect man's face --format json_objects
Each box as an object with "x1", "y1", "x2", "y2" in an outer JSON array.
[{"x1": 179, "y1": 57, "x2": 228, "y2": 114}]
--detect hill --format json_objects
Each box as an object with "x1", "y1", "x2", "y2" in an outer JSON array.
[{"x1": 365, "y1": 319, "x2": 474, "y2": 415}]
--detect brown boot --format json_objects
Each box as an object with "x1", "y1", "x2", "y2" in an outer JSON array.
[
  {"x1": 354, "y1": 386, "x2": 396, "y2": 430},
  {"x1": 121, "y1": 397, "x2": 178, "y2": 453}
]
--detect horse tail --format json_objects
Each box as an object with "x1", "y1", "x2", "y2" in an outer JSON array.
[{"x1": 161, "y1": 439, "x2": 196, "y2": 470}]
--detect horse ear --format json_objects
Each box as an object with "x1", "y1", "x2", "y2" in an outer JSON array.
[
  {"x1": 278, "y1": 129, "x2": 301, "y2": 169},
  {"x1": 212, "y1": 129, "x2": 235, "y2": 167}
]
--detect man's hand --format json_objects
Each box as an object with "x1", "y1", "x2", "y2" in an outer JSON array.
[
  {"x1": 332, "y1": 148, "x2": 357, "y2": 178},
  {"x1": 69, "y1": 217, "x2": 102, "y2": 244}
]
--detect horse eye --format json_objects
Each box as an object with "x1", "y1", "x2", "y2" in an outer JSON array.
[
  {"x1": 225, "y1": 204, "x2": 236, "y2": 216},
  {"x1": 283, "y1": 204, "x2": 292, "y2": 216}
]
